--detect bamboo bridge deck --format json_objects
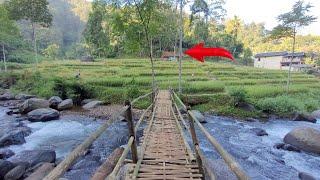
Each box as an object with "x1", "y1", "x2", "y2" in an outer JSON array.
[{"x1": 128, "y1": 90, "x2": 202, "y2": 179}]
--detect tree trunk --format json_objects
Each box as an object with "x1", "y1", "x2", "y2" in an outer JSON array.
[
  {"x1": 2, "y1": 44, "x2": 7, "y2": 72},
  {"x1": 32, "y1": 23, "x2": 38, "y2": 66},
  {"x1": 286, "y1": 28, "x2": 296, "y2": 93},
  {"x1": 178, "y1": 0, "x2": 183, "y2": 94}
]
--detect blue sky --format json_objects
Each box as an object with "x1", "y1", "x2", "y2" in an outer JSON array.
[{"x1": 86, "y1": 0, "x2": 319, "y2": 35}]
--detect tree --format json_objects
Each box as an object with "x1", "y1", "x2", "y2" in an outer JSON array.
[
  {"x1": 5, "y1": 0, "x2": 53, "y2": 65},
  {"x1": 0, "y1": 4, "x2": 22, "y2": 72},
  {"x1": 42, "y1": 44, "x2": 60, "y2": 60},
  {"x1": 84, "y1": 0, "x2": 110, "y2": 58},
  {"x1": 269, "y1": 0, "x2": 317, "y2": 92}
]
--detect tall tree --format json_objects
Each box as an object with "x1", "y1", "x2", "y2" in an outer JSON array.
[
  {"x1": 84, "y1": 0, "x2": 110, "y2": 57},
  {"x1": 269, "y1": 0, "x2": 317, "y2": 92},
  {"x1": 5, "y1": 0, "x2": 53, "y2": 65}
]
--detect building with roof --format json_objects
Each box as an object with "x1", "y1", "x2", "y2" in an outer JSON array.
[{"x1": 254, "y1": 51, "x2": 306, "y2": 70}]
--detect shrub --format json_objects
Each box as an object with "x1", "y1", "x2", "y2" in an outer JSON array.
[
  {"x1": 256, "y1": 95, "x2": 304, "y2": 116},
  {"x1": 228, "y1": 87, "x2": 247, "y2": 106}
]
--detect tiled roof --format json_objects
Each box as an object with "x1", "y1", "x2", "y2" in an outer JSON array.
[{"x1": 255, "y1": 51, "x2": 305, "y2": 58}]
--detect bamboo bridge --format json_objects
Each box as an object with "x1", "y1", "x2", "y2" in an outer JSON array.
[{"x1": 43, "y1": 90, "x2": 249, "y2": 180}]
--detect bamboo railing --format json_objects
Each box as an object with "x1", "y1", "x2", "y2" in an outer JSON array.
[{"x1": 172, "y1": 90, "x2": 249, "y2": 180}]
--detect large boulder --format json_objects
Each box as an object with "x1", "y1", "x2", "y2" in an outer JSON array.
[
  {"x1": 237, "y1": 102, "x2": 256, "y2": 112},
  {"x1": 27, "y1": 108, "x2": 59, "y2": 122},
  {"x1": 0, "y1": 160, "x2": 15, "y2": 180},
  {"x1": 293, "y1": 113, "x2": 317, "y2": 123},
  {"x1": 4, "y1": 163, "x2": 28, "y2": 180},
  {"x1": 19, "y1": 98, "x2": 49, "y2": 114},
  {"x1": 14, "y1": 94, "x2": 36, "y2": 101},
  {"x1": 48, "y1": 96, "x2": 62, "y2": 109},
  {"x1": 284, "y1": 127, "x2": 320, "y2": 154},
  {"x1": 57, "y1": 99, "x2": 73, "y2": 111},
  {"x1": 82, "y1": 101, "x2": 103, "y2": 110},
  {"x1": 0, "y1": 93, "x2": 15, "y2": 101},
  {"x1": 0, "y1": 130, "x2": 26, "y2": 148},
  {"x1": 9, "y1": 150, "x2": 56, "y2": 167},
  {"x1": 190, "y1": 110, "x2": 206, "y2": 123},
  {"x1": 310, "y1": 110, "x2": 320, "y2": 119},
  {"x1": 24, "y1": 163, "x2": 54, "y2": 180},
  {"x1": 81, "y1": 99, "x2": 94, "y2": 106},
  {"x1": 298, "y1": 172, "x2": 316, "y2": 180}
]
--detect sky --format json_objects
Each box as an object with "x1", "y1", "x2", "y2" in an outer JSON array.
[
  {"x1": 86, "y1": 0, "x2": 320, "y2": 35},
  {"x1": 225, "y1": 0, "x2": 320, "y2": 35}
]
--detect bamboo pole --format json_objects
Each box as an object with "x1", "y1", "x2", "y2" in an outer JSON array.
[
  {"x1": 172, "y1": 90, "x2": 186, "y2": 110},
  {"x1": 131, "y1": 91, "x2": 153, "y2": 106},
  {"x1": 106, "y1": 137, "x2": 134, "y2": 180},
  {"x1": 188, "y1": 111, "x2": 249, "y2": 180},
  {"x1": 91, "y1": 147, "x2": 124, "y2": 180},
  {"x1": 195, "y1": 145, "x2": 216, "y2": 180},
  {"x1": 134, "y1": 104, "x2": 152, "y2": 133},
  {"x1": 172, "y1": 100, "x2": 188, "y2": 130},
  {"x1": 43, "y1": 106, "x2": 129, "y2": 180},
  {"x1": 125, "y1": 100, "x2": 138, "y2": 164}
]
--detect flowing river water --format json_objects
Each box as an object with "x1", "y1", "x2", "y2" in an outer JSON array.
[{"x1": 0, "y1": 106, "x2": 319, "y2": 179}]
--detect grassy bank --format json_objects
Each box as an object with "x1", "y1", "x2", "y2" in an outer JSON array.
[{"x1": 1, "y1": 58, "x2": 320, "y2": 118}]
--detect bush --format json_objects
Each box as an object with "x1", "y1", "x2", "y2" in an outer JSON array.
[
  {"x1": 228, "y1": 87, "x2": 247, "y2": 106},
  {"x1": 256, "y1": 95, "x2": 304, "y2": 116}
]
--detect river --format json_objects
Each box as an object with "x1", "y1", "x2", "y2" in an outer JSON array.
[{"x1": 0, "y1": 106, "x2": 319, "y2": 179}]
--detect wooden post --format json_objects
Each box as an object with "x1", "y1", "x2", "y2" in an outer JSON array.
[
  {"x1": 125, "y1": 100, "x2": 138, "y2": 164},
  {"x1": 187, "y1": 106, "x2": 205, "y2": 178}
]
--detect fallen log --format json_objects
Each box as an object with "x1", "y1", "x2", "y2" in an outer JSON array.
[{"x1": 91, "y1": 147, "x2": 124, "y2": 180}]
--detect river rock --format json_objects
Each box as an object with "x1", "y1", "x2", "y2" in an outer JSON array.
[
  {"x1": 293, "y1": 113, "x2": 317, "y2": 123},
  {"x1": 15, "y1": 94, "x2": 36, "y2": 100},
  {"x1": 4, "y1": 163, "x2": 28, "y2": 180},
  {"x1": 284, "y1": 127, "x2": 320, "y2": 154},
  {"x1": 24, "y1": 163, "x2": 54, "y2": 180},
  {"x1": 57, "y1": 99, "x2": 73, "y2": 111},
  {"x1": 0, "y1": 93, "x2": 15, "y2": 101},
  {"x1": 82, "y1": 101, "x2": 103, "y2": 110},
  {"x1": 237, "y1": 102, "x2": 255, "y2": 112},
  {"x1": 19, "y1": 98, "x2": 50, "y2": 114},
  {"x1": 9, "y1": 150, "x2": 56, "y2": 167},
  {"x1": 298, "y1": 172, "x2": 316, "y2": 180},
  {"x1": 27, "y1": 108, "x2": 59, "y2": 122},
  {"x1": 251, "y1": 128, "x2": 268, "y2": 136},
  {"x1": 48, "y1": 96, "x2": 62, "y2": 109},
  {"x1": 310, "y1": 110, "x2": 320, "y2": 119},
  {"x1": 274, "y1": 143, "x2": 300, "y2": 152},
  {"x1": 0, "y1": 160, "x2": 15, "y2": 180},
  {"x1": 0, "y1": 149, "x2": 14, "y2": 160},
  {"x1": 190, "y1": 110, "x2": 206, "y2": 123},
  {"x1": 0, "y1": 130, "x2": 26, "y2": 147},
  {"x1": 81, "y1": 99, "x2": 94, "y2": 106}
]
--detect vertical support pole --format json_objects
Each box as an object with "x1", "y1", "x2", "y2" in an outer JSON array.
[
  {"x1": 125, "y1": 100, "x2": 138, "y2": 164},
  {"x1": 187, "y1": 106, "x2": 205, "y2": 179}
]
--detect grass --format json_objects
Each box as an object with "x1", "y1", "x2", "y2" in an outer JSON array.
[{"x1": 1, "y1": 58, "x2": 320, "y2": 118}]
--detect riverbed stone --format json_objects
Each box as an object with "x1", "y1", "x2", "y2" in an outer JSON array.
[
  {"x1": 27, "y1": 108, "x2": 60, "y2": 122},
  {"x1": 9, "y1": 150, "x2": 56, "y2": 167},
  {"x1": 15, "y1": 94, "x2": 36, "y2": 100},
  {"x1": 57, "y1": 99, "x2": 73, "y2": 111},
  {"x1": 284, "y1": 127, "x2": 320, "y2": 154},
  {"x1": 19, "y1": 98, "x2": 50, "y2": 114},
  {"x1": 251, "y1": 128, "x2": 268, "y2": 136},
  {"x1": 4, "y1": 163, "x2": 28, "y2": 180},
  {"x1": 82, "y1": 101, "x2": 103, "y2": 110},
  {"x1": 310, "y1": 110, "x2": 320, "y2": 119},
  {"x1": 0, "y1": 130, "x2": 26, "y2": 147},
  {"x1": 0, "y1": 160, "x2": 15, "y2": 180},
  {"x1": 0, "y1": 93, "x2": 15, "y2": 101},
  {"x1": 0, "y1": 149, "x2": 14, "y2": 160},
  {"x1": 274, "y1": 143, "x2": 300, "y2": 152},
  {"x1": 81, "y1": 99, "x2": 94, "y2": 106},
  {"x1": 190, "y1": 110, "x2": 206, "y2": 123},
  {"x1": 298, "y1": 172, "x2": 316, "y2": 180},
  {"x1": 48, "y1": 96, "x2": 62, "y2": 109},
  {"x1": 24, "y1": 163, "x2": 54, "y2": 180},
  {"x1": 293, "y1": 113, "x2": 317, "y2": 123}
]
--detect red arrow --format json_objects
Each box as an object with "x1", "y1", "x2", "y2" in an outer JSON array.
[{"x1": 184, "y1": 42, "x2": 234, "y2": 63}]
